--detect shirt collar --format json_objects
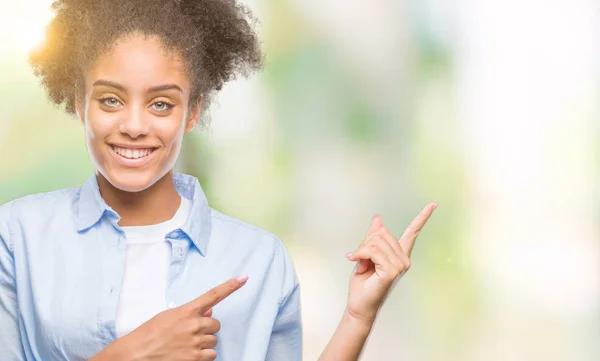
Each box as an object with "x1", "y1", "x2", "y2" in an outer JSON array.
[
  {"x1": 76, "y1": 173, "x2": 111, "y2": 232},
  {"x1": 76, "y1": 172, "x2": 212, "y2": 256}
]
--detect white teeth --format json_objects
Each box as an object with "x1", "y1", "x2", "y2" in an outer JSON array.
[{"x1": 113, "y1": 146, "x2": 154, "y2": 159}]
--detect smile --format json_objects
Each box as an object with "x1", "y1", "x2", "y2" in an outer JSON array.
[
  {"x1": 111, "y1": 145, "x2": 156, "y2": 159},
  {"x1": 109, "y1": 144, "x2": 159, "y2": 168}
]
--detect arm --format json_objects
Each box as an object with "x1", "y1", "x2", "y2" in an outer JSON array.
[
  {"x1": 318, "y1": 203, "x2": 438, "y2": 361},
  {"x1": 265, "y1": 283, "x2": 303, "y2": 361},
  {"x1": 265, "y1": 239, "x2": 303, "y2": 361},
  {"x1": 317, "y1": 310, "x2": 373, "y2": 361},
  {"x1": 91, "y1": 276, "x2": 248, "y2": 361},
  {"x1": 0, "y1": 201, "x2": 26, "y2": 361}
]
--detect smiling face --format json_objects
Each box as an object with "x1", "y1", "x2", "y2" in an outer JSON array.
[{"x1": 76, "y1": 34, "x2": 200, "y2": 193}]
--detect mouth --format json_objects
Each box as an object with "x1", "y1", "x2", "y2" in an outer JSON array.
[
  {"x1": 111, "y1": 145, "x2": 157, "y2": 159},
  {"x1": 109, "y1": 144, "x2": 159, "y2": 168}
]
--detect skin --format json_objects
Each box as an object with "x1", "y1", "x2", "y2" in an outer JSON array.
[
  {"x1": 75, "y1": 33, "x2": 200, "y2": 227},
  {"x1": 319, "y1": 203, "x2": 437, "y2": 361},
  {"x1": 81, "y1": 33, "x2": 438, "y2": 361},
  {"x1": 93, "y1": 276, "x2": 249, "y2": 361}
]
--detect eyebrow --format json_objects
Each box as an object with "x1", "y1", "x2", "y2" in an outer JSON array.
[
  {"x1": 92, "y1": 80, "x2": 183, "y2": 94},
  {"x1": 93, "y1": 80, "x2": 125, "y2": 91}
]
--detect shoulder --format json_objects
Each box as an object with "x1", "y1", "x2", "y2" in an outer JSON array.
[
  {"x1": 0, "y1": 200, "x2": 14, "y2": 248},
  {"x1": 210, "y1": 208, "x2": 285, "y2": 251},
  {"x1": 0, "y1": 199, "x2": 13, "y2": 222},
  {"x1": 209, "y1": 208, "x2": 296, "y2": 266},
  {"x1": 0, "y1": 188, "x2": 81, "y2": 225},
  {"x1": 209, "y1": 208, "x2": 299, "y2": 287}
]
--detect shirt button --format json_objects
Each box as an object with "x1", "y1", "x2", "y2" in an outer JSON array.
[
  {"x1": 178, "y1": 248, "x2": 184, "y2": 257},
  {"x1": 168, "y1": 301, "x2": 177, "y2": 309}
]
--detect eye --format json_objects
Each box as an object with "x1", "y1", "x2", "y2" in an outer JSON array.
[
  {"x1": 151, "y1": 100, "x2": 174, "y2": 112},
  {"x1": 100, "y1": 96, "x2": 122, "y2": 108}
]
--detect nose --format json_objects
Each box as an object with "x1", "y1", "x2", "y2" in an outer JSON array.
[{"x1": 118, "y1": 106, "x2": 150, "y2": 138}]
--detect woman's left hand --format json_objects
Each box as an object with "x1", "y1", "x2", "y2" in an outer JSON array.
[{"x1": 344, "y1": 202, "x2": 438, "y2": 325}]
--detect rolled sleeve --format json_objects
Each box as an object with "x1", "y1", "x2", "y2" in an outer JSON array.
[{"x1": 265, "y1": 239, "x2": 303, "y2": 361}]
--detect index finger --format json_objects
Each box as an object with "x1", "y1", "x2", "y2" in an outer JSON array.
[
  {"x1": 185, "y1": 274, "x2": 249, "y2": 314},
  {"x1": 399, "y1": 202, "x2": 438, "y2": 257}
]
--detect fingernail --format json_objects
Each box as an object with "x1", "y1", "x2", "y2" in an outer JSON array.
[
  {"x1": 433, "y1": 202, "x2": 439, "y2": 210},
  {"x1": 236, "y1": 274, "x2": 249, "y2": 283},
  {"x1": 345, "y1": 252, "x2": 353, "y2": 259},
  {"x1": 372, "y1": 214, "x2": 381, "y2": 221}
]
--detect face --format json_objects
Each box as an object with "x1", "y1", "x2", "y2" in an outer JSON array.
[{"x1": 76, "y1": 34, "x2": 200, "y2": 193}]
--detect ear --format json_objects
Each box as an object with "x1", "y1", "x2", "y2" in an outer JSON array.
[{"x1": 185, "y1": 96, "x2": 202, "y2": 133}]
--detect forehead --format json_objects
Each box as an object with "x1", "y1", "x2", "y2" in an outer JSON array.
[{"x1": 86, "y1": 34, "x2": 190, "y2": 92}]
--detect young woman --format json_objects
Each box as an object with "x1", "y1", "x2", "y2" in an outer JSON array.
[{"x1": 0, "y1": 0, "x2": 437, "y2": 360}]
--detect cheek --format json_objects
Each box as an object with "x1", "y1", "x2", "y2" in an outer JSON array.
[
  {"x1": 83, "y1": 111, "x2": 121, "y2": 170},
  {"x1": 157, "y1": 116, "x2": 187, "y2": 150},
  {"x1": 85, "y1": 108, "x2": 117, "y2": 142}
]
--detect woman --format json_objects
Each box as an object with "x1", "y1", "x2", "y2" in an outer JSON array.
[{"x1": 0, "y1": 0, "x2": 437, "y2": 360}]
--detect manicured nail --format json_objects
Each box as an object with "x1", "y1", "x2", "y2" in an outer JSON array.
[
  {"x1": 345, "y1": 252, "x2": 353, "y2": 259},
  {"x1": 236, "y1": 274, "x2": 249, "y2": 283}
]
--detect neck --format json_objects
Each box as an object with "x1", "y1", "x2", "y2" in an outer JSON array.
[{"x1": 96, "y1": 171, "x2": 181, "y2": 227}]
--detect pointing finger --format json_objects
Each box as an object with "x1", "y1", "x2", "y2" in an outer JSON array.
[
  {"x1": 185, "y1": 274, "x2": 248, "y2": 314},
  {"x1": 399, "y1": 202, "x2": 437, "y2": 257}
]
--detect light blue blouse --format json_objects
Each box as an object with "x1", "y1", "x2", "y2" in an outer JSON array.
[{"x1": 0, "y1": 172, "x2": 302, "y2": 361}]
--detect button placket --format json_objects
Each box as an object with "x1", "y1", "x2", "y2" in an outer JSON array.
[
  {"x1": 166, "y1": 236, "x2": 187, "y2": 312},
  {"x1": 99, "y1": 226, "x2": 127, "y2": 343}
]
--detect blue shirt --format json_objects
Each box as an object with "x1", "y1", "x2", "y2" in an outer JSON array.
[{"x1": 0, "y1": 173, "x2": 302, "y2": 361}]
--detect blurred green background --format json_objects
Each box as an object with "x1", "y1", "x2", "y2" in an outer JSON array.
[{"x1": 1, "y1": 1, "x2": 599, "y2": 360}]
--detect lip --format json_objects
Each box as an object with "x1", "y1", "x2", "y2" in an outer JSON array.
[
  {"x1": 109, "y1": 145, "x2": 158, "y2": 168},
  {"x1": 110, "y1": 143, "x2": 159, "y2": 150}
]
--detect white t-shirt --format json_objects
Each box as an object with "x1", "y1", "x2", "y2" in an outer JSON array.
[{"x1": 115, "y1": 196, "x2": 191, "y2": 337}]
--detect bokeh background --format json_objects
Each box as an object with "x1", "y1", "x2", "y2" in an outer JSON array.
[{"x1": 2, "y1": 0, "x2": 599, "y2": 360}]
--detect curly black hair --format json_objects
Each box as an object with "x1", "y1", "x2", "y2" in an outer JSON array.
[{"x1": 29, "y1": 0, "x2": 263, "y2": 120}]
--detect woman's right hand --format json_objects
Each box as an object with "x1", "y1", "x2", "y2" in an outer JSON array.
[{"x1": 92, "y1": 275, "x2": 248, "y2": 361}]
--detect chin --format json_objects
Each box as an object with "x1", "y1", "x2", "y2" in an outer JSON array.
[
  {"x1": 101, "y1": 168, "x2": 162, "y2": 193},
  {"x1": 91, "y1": 146, "x2": 176, "y2": 193}
]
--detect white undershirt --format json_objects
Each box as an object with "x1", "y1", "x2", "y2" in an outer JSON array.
[{"x1": 115, "y1": 196, "x2": 191, "y2": 337}]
